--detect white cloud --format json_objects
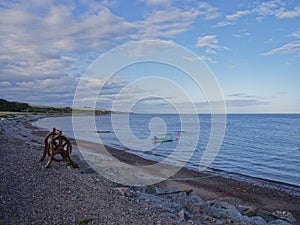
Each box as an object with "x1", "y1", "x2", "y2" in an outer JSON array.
[
  {"x1": 1, "y1": 0, "x2": 215, "y2": 107},
  {"x1": 289, "y1": 29, "x2": 300, "y2": 38},
  {"x1": 198, "y1": 2, "x2": 221, "y2": 20},
  {"x1": 16, "y1": 81, "x2": 34, "y2": 88},
  {"x1": 216, "y1": 21, "x2": 234, "y2": 27},
  {"x1": 225, "y1": 93, "x2": 270, "y2": 109},
  {"x1": 275, "y1": 5, "x2": 300, "y2": 18},
  {"x1": 139, "y1": 1, "x2": 220, "y2": 21},
  {"x1": 0, "y1": 0, "x2": 208, "y2": 81},
  {"x1": 196, "y1": 35, "x2": 229, "y2": 56},
  {"x1": 126, "y1": 40, "x2": 176, "y2": 57},
  {"x1": 0, "y1": 81, "x2": 12, "y2": 87},
  {"x1": 254, "y1": 0, "x2": 284, "y2": 16},
  {"x1": 135, "y1": 2, "x2": 221, "y2": 39},
  {"x1": 262, "y1": 41, "x2": 300, "y2": 56},
  {"x1": 0, "y1": 75, "x2": 80, "y2": 105},
  {"x1": 0, "y1": 1, "x2": 135, "y2": 81},
  {"x1": 197, "y1": 35, "x2": 218, "y2": 49},
  {"x1": 137, "y1": 7, "x2": 199, "y2": 39},
  {"x1": 216, "y1": 9, "x2": 252, "y2": 27},
  {"x1": 139, "y1": 0, "x2": 171, "y2": 7},
  {"x1": 183, "y1": 55, "x2": 216, "y2": 63},
  {"x1": 217, "y1": 0, "x2": 300, "y2": 27},
  {"x1": 232, "y1": 28, "x2": 250, "y2": 39},
  {"x1": 232, "y1": 34, "x2": 242, "y2": 38},
  {"x1": 226, "y1": 10, "x2": 251, "y2": 21},
  {"x1": 0, "y1": 0, "x2": 139, "y2": 106}
]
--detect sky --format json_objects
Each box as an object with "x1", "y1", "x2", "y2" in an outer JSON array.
[{"x1": 0, "y1": 0, "x2": 300, "y2": 113}]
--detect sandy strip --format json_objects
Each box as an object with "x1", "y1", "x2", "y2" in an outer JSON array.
[{"x1": 76, "y1": 138, "x2": 300, "y2": 219}]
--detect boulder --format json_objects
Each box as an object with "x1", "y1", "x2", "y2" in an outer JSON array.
[
  {"x1": 256, "y1": 209, "x2": 280, "y2": 222},
  {"x1": 272, "y1": 210, "x2": 296, "y2": 224}
]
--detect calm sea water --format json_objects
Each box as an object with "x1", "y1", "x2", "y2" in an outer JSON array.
[{"x1": 34, "y1": 114, "x2": 300, "y2": 190}]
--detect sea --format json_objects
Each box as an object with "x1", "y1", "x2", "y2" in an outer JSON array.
[{"x1": 33, "y1": 114, "x2": 300, "y2": 193}]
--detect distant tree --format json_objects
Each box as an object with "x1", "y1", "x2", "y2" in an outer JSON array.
[{"x1": 0, "y1": 99, "x2": 32, "y2": 112}]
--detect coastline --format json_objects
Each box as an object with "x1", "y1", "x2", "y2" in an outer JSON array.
[{"x1": 1, "y1": 114, "x2": 299, "y2": 224}]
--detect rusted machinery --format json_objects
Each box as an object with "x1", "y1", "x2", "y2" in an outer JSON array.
[{"x1": 39, "y1": 128, "x2": 79, "y2": 168}]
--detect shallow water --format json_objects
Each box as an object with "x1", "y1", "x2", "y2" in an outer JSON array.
[{"x1": 34, "y1": 114, "x2": 300, "y2": 189}]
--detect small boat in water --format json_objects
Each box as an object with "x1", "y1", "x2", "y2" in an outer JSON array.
[{"x1": 152, "y1": 135, "x2": 174, "y2": 143}]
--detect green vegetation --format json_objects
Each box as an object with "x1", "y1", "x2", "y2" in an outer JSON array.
[
  {"x1": 0, "y1": 190, "x2": 7, "y2": 193},
  {"x1": 0, "y1": 99, "x2": 31, "y2": 112},
  {"x1": 0, "y1": 99, "x2": 111, "y2": 115},
  {"x1": 0, "y1": 114, "x2": 16, "y2": 118},
  {"x1": 0, "y1": 98, "x2": 73, "y2": 113},
  {"x1": 78, "y1": 216, "x2": 96, "y2": 225}
]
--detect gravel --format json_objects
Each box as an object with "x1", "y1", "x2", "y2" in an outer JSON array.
[{"x1": 0, "y1": 115, "x2": 184, "y2": 225}]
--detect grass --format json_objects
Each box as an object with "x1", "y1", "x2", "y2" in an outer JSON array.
[
  {"x1": 78, "y1": 216, "x2": 96, "y2": 225},
  {"x1": 0, "y1": 113, "x2": 16, "y2": 119},
  {"x1": 0, "y1": 190, "x2": 7, "y2": 194}
]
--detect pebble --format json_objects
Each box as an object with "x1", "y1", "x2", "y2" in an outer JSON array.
[{"x1": 0, "y1": 115, "x2": 296, "y2": 225}]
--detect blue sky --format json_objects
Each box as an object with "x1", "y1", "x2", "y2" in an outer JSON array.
[{"x1": 0, "y1": 0, "x2": 299, "y2": 113}]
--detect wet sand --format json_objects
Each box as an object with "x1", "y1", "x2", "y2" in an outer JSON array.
[{"x1": 76, "y1": 139, "x2": 300, "y2": 219}]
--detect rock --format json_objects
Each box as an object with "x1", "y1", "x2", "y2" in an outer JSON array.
[
  {"x1": 220, "y1": 201, "x2": 238, "y2": 211},
  {"x1": 267, "y1": 219, "x2": 292, "y2": 225},
  {"x1": 134, "y1": 185, "x2": 158, "y2": 195},
  {"x1": 245, "y1": 208, "x2": 257, "y2": 217},
  {"x1": 211, "y1": 207, "x2": 266, "y2": 225},
  {"x1": 141, "y1": 191, "x2": 182, "y2": 214},
  {"x1": 223, "y1": 208, "x2": 243, "y2": 220},
  {"x1": 180, "y1": 192, "x2": 208, "y2": 214},
  {"x1": 185, "y1": 191, "x2": 203, "y2": 203},
  {"x1": 177, "y1": 209, "x2": 186, "y2": 220},
  {"x1": 203, "y1": 214, "x2": 217, "y2": 223},
  {"x1": 208, "y1": 199, "x2": 222, "y2": 208},
  {"x1": 188, "y1": 202, "x2": 209, "y2": 214},
  {"x1": 294, "y1": 220, "x2": 300, "y2": 225},
  {"x1": 272, "y1": 210, "x2": 296, "y2": 224},
  {"x1": 256, "y1": 209, "x2": 281, "y2": 222},
  {"x1": 248, "y1": 216, "x2": 268, "y2": 225},
  {"x1": 139, "y1": 193, "x2": 168, "y2": 208},
  {"x1": 144, "y1": 185, "x2": 158, "y2": 194},
  {"x1": 80, "y1": 167, "x2": 95, "y2": 174},
  {"x1": 187, "y1": 219, "x2": 194, "y2": 224},
  {"x1": 237, "y1": 204, "x2": 259, "y2": 218},
  {"x1": 113, "y1": 187, "x2": 129, "y2": 196}
]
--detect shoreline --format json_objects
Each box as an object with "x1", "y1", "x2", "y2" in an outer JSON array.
[
  {"x1": 1, "y1": 114, "x2": 299, "y2": 224},
  {"x1": 32, "y1": 114, "x2": 300, "y2": 194},
  {"x1": 22, "y1": 115, "x2": 300, "y2": 217},
  {"x1": 77, "y1": 138, "x2": 300, "y2": 197},
  {"x1": 23, "y1": 115, "x2": 300, "y2": 212}
]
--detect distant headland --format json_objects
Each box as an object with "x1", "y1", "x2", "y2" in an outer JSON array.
[{"x1": 0, "y1": 98, "x2": 112, "y2": 115}]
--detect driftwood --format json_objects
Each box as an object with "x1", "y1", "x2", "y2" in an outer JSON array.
[
  {"x1": 158, "y1": 189, "x2": 193, "y2": 196},
  {"x1": 39, "y1": 128, "x2": 79, "y2": 168}
]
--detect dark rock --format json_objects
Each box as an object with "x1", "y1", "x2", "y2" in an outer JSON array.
[
  {"x1": 267, "y1": 219, "x2": 292, "y2": 225},
  {"x1": 257, "y1": 209, "x2": 280, "y2": 222},
  {"x1": 256, "y1": 209, "x2": 293, "y2": 224},
  {"x1": 144, "y1": 185, "x2": 158, "y2": 194},
  {"x1": 294, "y1": 220, "x2": 300, "y2": 225},
  {"x1": 249, "y1": 216, "x2": 268, "y2": 225},
  {"x1": 177, "y1": 209, "x2": 187, "y2": 221},
  {"x1": 272, "y1": 210, "x2": 296, "y2": 224},
  {"x1": 245, "y1": 208, "x2": 257, "y2": 217},
  {"x1": 80, "y1": 167, "x2": 96, "y2": 174}
]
